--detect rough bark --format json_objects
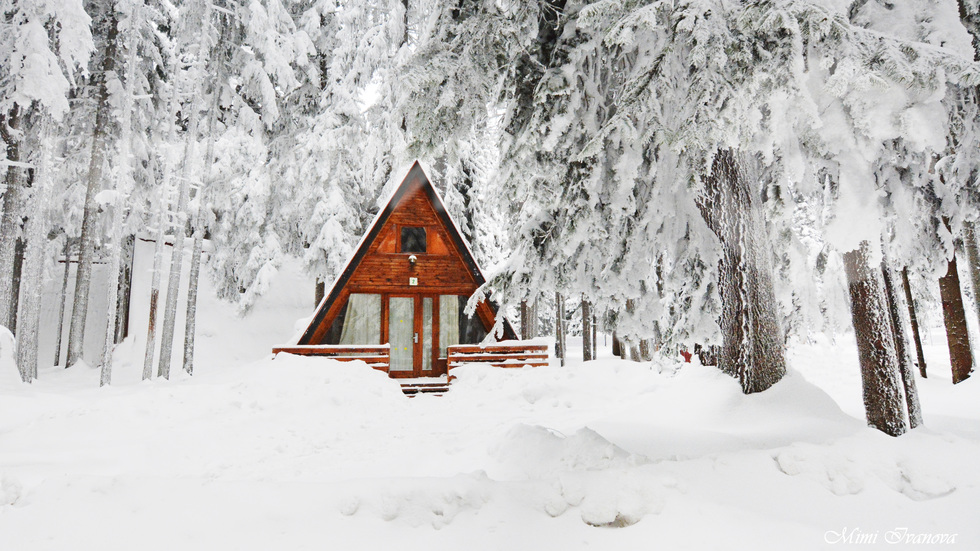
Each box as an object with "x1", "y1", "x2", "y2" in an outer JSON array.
[
  {"x1": 68, "y1": 9, "x2": 119, "y2": 367},
  {"x1": 582, "y1": 296, "x2": 593, "y2": 361},
  {"x1": 54, "y1": 237, "x2": 71, "y2": 366},
  {"x1": 938, "y1": 253, "x2": 974, "y2": 384},
  {"x1": 700, "y1": 149, "x2": 786, "y2": 394},
  {"x1": 901, "y1": 267, "x2": 928, "y2": 378},
  {"x1": 315, "y1": 280, "x2": 325, "y2": 307},
  {"x1": 520, "y1": 299, "x2": 533, "y2": 340},
  {"x1": 0, "y1": 105, "x2": 25, "y2": 331},
  {"x1": 114, "y1": 234, "x2": 136, "y2": 343},
  {"x1": 10, "y1": 238, "x2": 25, "y2": 333},
  {"x1": 15, "y1": 118, "x2": 55, "y2": 382},
  {"x1": 964, "y1": 222, "x2": 980, "y2": 325},
  {"x1": 555, "y1": 292, "x2": 565, "y2": 366},
  {"x1": 612, "y1": 330, "x2": 622, "y2": 358},
  {"x1": 842, "y1": 242, "x2": 907, "y2": 437},
  {"x1": 881, "y1": 263, "x2": 923, "y2": 428}
]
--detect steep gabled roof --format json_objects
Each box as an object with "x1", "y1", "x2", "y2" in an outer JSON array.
[{"x1": 297, "y1": 161, "x2": 500, "y2": 345}]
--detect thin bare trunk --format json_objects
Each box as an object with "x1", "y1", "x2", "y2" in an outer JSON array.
[
  {"x1": 582, "y1": 296, "x2": 593, "y2": 361},
  {"x1": 843, "y1": 242, "x2": 907, "y2": 437},
  {"x1": 54, "y1": 237, "x2": 71, "y2": 366},
  {"x1": 0, "y1": 105, "x2": 25, "y2": 331},
  {"x1": 158, "y1": 1, "x2": 214, "y2": 378},
  {"x1": 99, "y1": 1, "x2": 143, "y2": 386},
  {"x1": 68, "y1": 11, "x2": 119, "y2": 367},
  {"x1": 315, "y1": 280, "x2": 325, "y2": 307},
  {"x1": 901, "y1": 267, "x2": 927, "y2": 378},
  {"x1": 183, "y1": 122, "x2": 219, "y2": 375},
  {"x1": 881, "y1": 263, "x2": 923, "y2": 428},
  {"x1": 144, "y1": 69, "x2": 180, "y2": 380},
  {"x1": 555, "y1": 292, "x2": 565, "y2": 366},
  {"x1": 15, "y1": 117, "x2": 55, "y2": 382}
]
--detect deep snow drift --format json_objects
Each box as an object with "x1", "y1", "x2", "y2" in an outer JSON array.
[{"x1": 0, "y1": 247, "x2": 978, "y2": 549}]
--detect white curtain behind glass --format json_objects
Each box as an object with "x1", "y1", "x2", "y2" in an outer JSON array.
[
  {"x1": 439, "y1": 295, "x2": 459, "y2": 357},
  {"x1": 340, "y1": 294, "x2": 381, "y2": 344}
]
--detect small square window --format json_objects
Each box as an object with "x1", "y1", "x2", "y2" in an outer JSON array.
[{"x1": 401, "y1": 227, "x2": 426, "y2": 253}]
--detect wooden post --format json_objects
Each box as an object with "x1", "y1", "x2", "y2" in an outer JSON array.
[
  {"x1": 901, "y1": 267, "x2": 927, "y2": 378},
  {"x1": 842, "y1": 242, "x2": 907, "y2": 436}
]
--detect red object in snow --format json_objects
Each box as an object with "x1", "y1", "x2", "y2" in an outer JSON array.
[{"x1": 680, "y1": 349, "x2": 692, "y2": 363}]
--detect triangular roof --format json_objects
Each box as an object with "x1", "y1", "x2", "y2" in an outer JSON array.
[{"x1": 297, "y1": 161, "x2": 512, "y2": 345}]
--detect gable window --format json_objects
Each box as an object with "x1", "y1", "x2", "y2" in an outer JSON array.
[{"x1": 401, "y1": 226, "x2": 426, "y2": 253}]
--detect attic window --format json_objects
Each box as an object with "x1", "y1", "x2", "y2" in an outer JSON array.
[{"x1": 401, "y1": 227, "x2": 426, "y2": 253}]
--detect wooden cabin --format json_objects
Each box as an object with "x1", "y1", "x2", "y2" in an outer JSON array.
[{"x1": 273, "y1": 162, "x2": 546, "y2": 381}]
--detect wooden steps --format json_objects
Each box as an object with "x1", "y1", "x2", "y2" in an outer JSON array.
[{"x1": 399, "y1": 378, "x2": 451, "y2": 396}]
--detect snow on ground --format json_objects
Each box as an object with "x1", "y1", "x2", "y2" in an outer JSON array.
[{"x1": 1, "y1": 248, "x2": 978, "y2": 549}]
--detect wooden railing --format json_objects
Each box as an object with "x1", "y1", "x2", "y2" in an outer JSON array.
[
  {"x1": 447, "y1": 343, "x2": 549, "y2": 369},
  {"x1": 271, "y1": 344, "x2": 390, "y2": 370}
]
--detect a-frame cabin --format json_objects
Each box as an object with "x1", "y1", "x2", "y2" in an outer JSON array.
[{"x1": 274, "y1": 161, "x2": 519, "y2": 379}]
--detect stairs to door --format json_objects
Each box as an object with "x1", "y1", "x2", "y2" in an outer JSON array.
[{"x1": 399, "y1": 377, "x2": 450, "y2": 396}]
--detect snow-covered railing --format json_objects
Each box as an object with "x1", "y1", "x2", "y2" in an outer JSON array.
[
  {"x1": 447, "y1": 343, "x2": 549, "y2": 370},
  {"x1": 272, "y1": 344, "x2": 391, "y2": 370}
]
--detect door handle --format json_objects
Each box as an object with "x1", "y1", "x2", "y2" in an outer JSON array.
[{"x1": 414, "y1": 332, "x2": 419, "y2": 344}]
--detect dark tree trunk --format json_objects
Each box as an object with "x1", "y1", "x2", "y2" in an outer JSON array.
[
  {"x1": 964, "y1": 223, "x2": 980, "y2": 325},
  {"x1": 881, "y1": 263, "x2": 923, "y2": 428},
  {"x1": 54, "y1": 237, "x2": 72, "y2": 366},
  {"x1": 700, "y1": 149, "x2": 786, "y2": 393},
  {"x1": 901, "y1": 267, "x2": 928, "y2": 378},
  {"x1": 520, "y1": 299, "x2": 536, "y2": 340},
  {"x1": 591, "y1": 312, "x2": 597, "y2": 359},
  {"x1": 0, "y1": 105, "x2": 25, "y2": 331},
  {"x1": 10, "y1": 238, "x2": 25, "y2": 333},
  {"x1": 315, "y1": 280, "x2": 325, "y2": 307},
  {"x1": 612, "y1": 330, "x2": 622, "y2": 358},
  {"x1": 938, "y1": 253, "x2": 974, "y2": 384},
  {"x1": 582, "y1": 296, "x2": 593, "y2": 361},
  {"x1": 842, "y1": 242, "x2": 907, "y2": 437},
  {"x1": 114, "y1": 234, "x2": 136, "y2": 343},
  {"x1": 554, "y1": 292, "x2": 566, "y2": 366}
]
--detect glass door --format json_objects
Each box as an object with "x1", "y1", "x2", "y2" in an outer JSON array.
[{"x1": 389, "y1": 296, "x2": 414, "y2": 372}]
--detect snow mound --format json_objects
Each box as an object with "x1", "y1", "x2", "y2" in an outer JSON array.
[
  {"x1": 774, "y1": 430, "x2": 980, "y2": 500},
  {"x1": 490, "y1": 424, "x2": 636, "y2": 479}
]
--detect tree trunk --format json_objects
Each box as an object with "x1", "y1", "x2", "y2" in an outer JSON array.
[
  {"x1": 10, "y1": 238, "x2": 25, "y2": 334},
  {"x1": 0, "y1": 105, "x2": 25, "y2": 331},
  {"x1": 15, "y1": 118, "x2": 55, "y2": 382},
  {"x1": 700, "y1": 149, "x2": 786, "y2": 393},
  {"x1": 591, "y1": 312, "x2": 597, "y2": 359},
  {"x1": 901, "y1": 267, "x2": 928, "y2": 378},
  {"x1": 68, "y1": 10, "x2": 119, "y2": 367},
  {"x1": 54, "y1": 237, "x2": 72, "y2": 366},
  {"x1": 144, "y1": 66, "x2": 181, "y2": 381},
  {"x1": 938, "y1": 253, "x2": 974, "y2": 384},
  {"x1": 842, "y1": 242, "x2": 907, "y2": 437},
  {"x1": 315, "y1": 280, "x2": 325, "y2": 307},
  {"x1": 582, "y1": 296, "x2": 593, "y2": 361},
  {"x1": 964, "y1": 222, "x2": 980, "y2": 325},
  {"x1": 555, "y1": 292, "x2": 565, "y2": 366},
  {"x1": 99, "y1": 3, "x2": 143, "y2": 386},
  {"x1": 881, "y1": 263, "x2": 923, "y2": 428},
  {"x1": 520, "y1": 299, "x2": 533, "y2": 340},
  {"x1": 114, "y1": 234, "x2": 136, "y2": 343},
  {"x1": 612, "y1": 330, "x2": 622, "y2": 358},
  {"x1": 158, "y1": 2, "x2": 213, "y2": 379}
]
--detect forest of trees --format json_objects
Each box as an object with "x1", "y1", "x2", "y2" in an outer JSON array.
[{"x1": 2, "y1": 0, "x2": 979, "y2": 436}]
